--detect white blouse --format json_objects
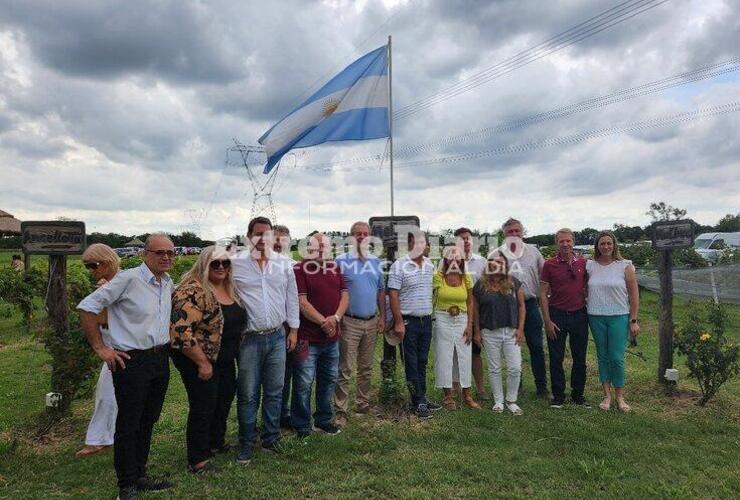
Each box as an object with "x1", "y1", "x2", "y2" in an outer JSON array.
[{"x1": 586, "y1": 259, "x2": 632, "y2": 316}]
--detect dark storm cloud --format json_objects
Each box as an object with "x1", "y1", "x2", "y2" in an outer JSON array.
[{"x1": 0, "y1": 0, "x2": 246, "y2": 83}]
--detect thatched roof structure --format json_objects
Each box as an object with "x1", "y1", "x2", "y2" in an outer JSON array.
[
  {"x1": 125, "y1": 237, "x2": 145, "y2": 247},
  {"x1": 0, "y1": 210, "x2": 21, "y2": 235}
]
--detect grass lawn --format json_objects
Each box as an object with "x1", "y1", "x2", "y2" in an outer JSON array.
[{"x1": 0, "y1": 270, "x2": 738, "y2": 498}]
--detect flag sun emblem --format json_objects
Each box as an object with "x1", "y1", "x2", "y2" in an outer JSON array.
[{"x1": 321, "y1": 98, "x2": 340, "y2": 117}]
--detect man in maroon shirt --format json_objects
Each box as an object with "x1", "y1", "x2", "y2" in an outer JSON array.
[
  {"x1": 539, "y1": 228, "x2": 590, "y2": 409},
  {"x1": 291, "y1": 233, "x2": 349, "y2": 437}
]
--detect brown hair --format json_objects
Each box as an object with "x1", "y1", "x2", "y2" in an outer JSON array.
[
  {"x1": 593, "y1": 231, "x2": 623, "y2": 260},
  {"x1": 480, "y1": 250, "x2": 513, "y2": 294},
  {"x1": 554, "y1": 228, "x2": 575, "y2": 243}
]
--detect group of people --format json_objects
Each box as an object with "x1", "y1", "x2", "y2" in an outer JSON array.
[{"x1": 74, "y1": 216, "x2": 640, "y2": 500}]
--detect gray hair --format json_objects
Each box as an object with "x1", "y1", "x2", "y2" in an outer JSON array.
[
  {"x1": 273, "y1": 224, "x2": 290, "y2": 236},
  {"x1": 350, "y1": 221, "x2": 370, "y2": 235},
  {"x1": 144, "y1": 232, "x2": 173, "y2": 249},
  {"x1": 502, "y1": 217, "x2": 523, "y2": 231}
]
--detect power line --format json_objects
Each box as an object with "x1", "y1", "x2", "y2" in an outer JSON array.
[
  {"x1": 294, "y1": 57, "x2": 740, "y2": 170},
  {"x1": 299, "y1": 101, "x2": 740, "y2": 172},
  {"x1": 394, "y1": 0, "x2": 671, "y2": 120}
]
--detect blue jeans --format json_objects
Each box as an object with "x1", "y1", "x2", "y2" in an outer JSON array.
[
  {"x1": 291, "y1": 342, "x2": 340, "y2": 433},
  {"x1": 236, "y1": 328, "x2": 286, "y2": 450},
  {"x1": 523, "y1": 299, "x2": 547, "y2": 393},
  {"x1": 280, "y1": 349, "x2": 295, "y2": 423},
  {"x1": 402, "y1": 315, "x2": 433, "y2": 407}
]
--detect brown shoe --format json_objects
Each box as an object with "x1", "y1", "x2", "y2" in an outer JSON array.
[
  {"x1": 75, "y1": 445, "x2": 111, "y2": 458},
  {"x1": 462, "y1": 389, "x2": 481, "y2": 410},
  {"x1": 443, "y1": 396, "x2": 457, "y2": 410},
  {"x1": 334, "y1": 413, "x2": 348, "y2": 429}
]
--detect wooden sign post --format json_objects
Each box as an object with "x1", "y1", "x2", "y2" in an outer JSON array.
[
  {"x1": 21, "y1": 221, "x2": 86, "y2": 413},
  {"x1": 651, "y1": 219, "x2": 694, "y2": 386}
]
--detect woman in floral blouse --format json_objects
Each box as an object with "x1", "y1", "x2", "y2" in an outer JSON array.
[{"x1": 170, "y1": 246, "x2": 245, "y2": 474}]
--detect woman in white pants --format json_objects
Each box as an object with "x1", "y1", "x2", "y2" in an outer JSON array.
[
  {"x1": 75, "y1": 244, "x2": 120, "y2": 458},
  {"x1": 472, "y1": 251, "x2": 526, "y2": 415},
  {"x1": 433, "y1": 246, "x2": 480, "y2": 410}
]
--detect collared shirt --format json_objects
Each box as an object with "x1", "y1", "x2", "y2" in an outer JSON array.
[
  {"x1": 498, "y1": 243, "x2": 545, "y2": 299},
  {"x1": 336, "y1": 251, "x2": 384, "y2": 318},
  {"x1": 465, "y1": 253, "x2": 487, "y2": 283},
  {"x1": 387, "y1": 255, "x2": 434, "y2": 317},
  {"x1": 231, "y1": 251, "x2": 300, "y2": 331},
  {"x1": 540, "y1": 253, "x2": 587, "y2": 312},
  {"x1": 77, "y1": 263, "x2": 172, "y2": 351}
]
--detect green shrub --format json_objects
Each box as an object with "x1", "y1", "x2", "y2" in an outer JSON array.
[
  {"x1": 716, "y1": 248, "x2": 739, "y2": 265},
  {"x1": 674, "y1": 301, "x2": 740, "y2": 406},
  {"x1": 620, "y1": 243, "x2": 654, "y2": 268},
  {"x1": 672, "y1": 247, "x2": 707, "y2": 269},
  {"x1": 539, "y1": 245, "x2": 556, "y2": 259}
]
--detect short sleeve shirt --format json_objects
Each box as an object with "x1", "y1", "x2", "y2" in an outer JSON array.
[
  {"x1": 294, "y1": 260, "x2": 347, "y2": 344},
  {"x1": 540, "y1": 254, "x2": 587, "y2": 312},
  {"x1": 336, "y1": 252, "x2": 384, "y2": 318},
  {"x1": 387, "y1": 255, "x2": 434, "y2": 317}
]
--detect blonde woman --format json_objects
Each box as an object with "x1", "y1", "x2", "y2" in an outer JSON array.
[
  {"x1": 76, "y1": 244, "x2": 120, "y2": 458},
  {"x1": 472, "y1": 251, "x2": 526, "y2": 415},
  {"x1": 433, "y1": 245, "x2": 480, "y2": 410},
  {"x1": 586, "y1": 231, "x2": 640, "y2": 412},
  {"x1": 170, "y1": 246, "x2": 245, "y2": 474}
]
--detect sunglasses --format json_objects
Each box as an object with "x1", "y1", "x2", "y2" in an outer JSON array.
[
  {"x1": 146, "y1": 249, "x2": 175, "y2": 258},
  {"x1": 209, "y1": 259, "x2": 231, "y2": 270},
  {"x1": 83, "y1": 261, "x2": 100, "y2": 270}
]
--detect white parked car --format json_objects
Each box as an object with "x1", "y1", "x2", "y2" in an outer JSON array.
[
  {"x1": 693, "y1": 232, "x2": 740, "y2": 261},
  {"x1": 115, "y1": 247, "x2": 140, "y2": 258}
]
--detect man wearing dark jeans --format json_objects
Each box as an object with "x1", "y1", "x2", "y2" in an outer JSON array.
[
  {"x1": 388, "y1": 231, "x2": 438, "y2": 419},
  {"x1": 499, "y1": 218, "x2": 548, "y2": 397},
  {"x1": 539, "y1": 228, "x2": 590, "y2": 409},
  {"x1": 78, "y1": 233, "x2": 175, "y2": 500}
]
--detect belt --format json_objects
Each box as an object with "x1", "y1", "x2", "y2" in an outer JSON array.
[
  {"x1": 345, "y1": 313, "x2": 376, "y2": 321},
  {"x1": 246, "y1": 325, "x2": 282, "y2": 336},
  {"x1": 403, "y1": 314, "x2": 432, "y2": 320},
  {"x1": 126, "y1": 344, "x2": 169, "y2": 355}
]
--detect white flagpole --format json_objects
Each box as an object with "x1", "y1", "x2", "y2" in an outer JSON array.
[{"x1": 387, "y1": 35, "x2": 395, "y2": 217}]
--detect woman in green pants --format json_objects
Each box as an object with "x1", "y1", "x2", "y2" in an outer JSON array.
[{"x1": 586, "y1": 231, "x2": 640, "y2": 412}]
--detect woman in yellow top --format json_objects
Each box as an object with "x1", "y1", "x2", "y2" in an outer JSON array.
[{"x1": 433, "y1": 245, "x2": 480, "y2": 410}]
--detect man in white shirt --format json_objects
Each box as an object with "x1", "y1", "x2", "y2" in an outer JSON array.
[
  {"x1": 78, "y1": 233, "x2": 175, "y2": 500},
  {"x1": 231, "y1": 217, "x2": 299, "y2": 464},
  {"x1": 388, "y1": 231, "x2": 438, "y2": 420},
  {"x1": 498, "y1": 218, "x2": 548, "y2": 398},
  {"x1": 454, "y1": 227, "x2": 488, "y2": 399}
]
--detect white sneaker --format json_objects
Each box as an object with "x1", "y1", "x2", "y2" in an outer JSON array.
[
  {"x1": 492, "y1": 402, "x2": 504, "y2": 413},
  {"x1": 506, "y1": 402, "x2": 523, "y2": 415}
]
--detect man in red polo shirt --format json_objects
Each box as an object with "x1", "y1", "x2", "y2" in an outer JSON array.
[
  {"x1": 539, "y1": 228, "x2": 590, "y2": 409},
  {"x1": 291, "y1": 233, "x2": 349, "y2": 437}
]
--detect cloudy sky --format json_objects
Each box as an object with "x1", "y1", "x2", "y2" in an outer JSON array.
[{"x1": 1, "y1": 0, "x2": 738, "y2": 239}]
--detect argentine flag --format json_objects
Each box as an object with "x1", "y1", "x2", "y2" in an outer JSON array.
[{"x1": 259, "y1": 45, "x2": 389, "y2": 173}]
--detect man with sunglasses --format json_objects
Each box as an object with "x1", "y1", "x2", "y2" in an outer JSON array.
[
  {"x1": 539, "y1": 228, "x2": 590, "y2": 409},
  {"x1": 78, "y1": 233, "x2": 175, "y2": 500},
  {"x1": 231, "y1": 217, "x2": 299, "y2": 464}
]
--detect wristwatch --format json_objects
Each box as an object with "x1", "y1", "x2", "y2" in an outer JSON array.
[
  {"x1": 631, "y1": 318, "x2": 639, "y2": 324},
  {"x1": 334, "y1": 314, "x2": 342, "y2": 323}
]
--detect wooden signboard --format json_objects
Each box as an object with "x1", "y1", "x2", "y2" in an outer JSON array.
[
  {"x1": 21, "y1": 221, "x2": 86, "y2": 255},
  {"x1": 369, "y1": 215, "x2": 420, "y2": 251},
  {"x1": 651, "y1": 220, "x2": 695, "y2": 250}
]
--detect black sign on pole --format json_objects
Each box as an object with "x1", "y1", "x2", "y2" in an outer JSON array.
[
  {"x1": 21, "y1": 221, "x2": 86, "y2": 413},
  {"x1": 651, "y1": 219, "x2": 694, "y2": 386}
]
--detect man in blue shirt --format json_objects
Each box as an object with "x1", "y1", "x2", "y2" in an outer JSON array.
[
  {"x1": 333, "y1": 221, "x2": 385, "y2": 428},
  {"x1": 78, "y1": 233, "x2": 175, "y2": 500}
]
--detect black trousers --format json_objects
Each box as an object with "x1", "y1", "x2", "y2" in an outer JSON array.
[
  {"x1": 546, "y1": 307, "x2": 588, "y2": 400},
  {"x1": 211, "y1": 337, "x2": 239, "y2": 449},
  {"x1": 171, "y1": 350, "x2": 218, "y2": 466},
  {"x1": 111, "y1": 347, "x2": 170, "y2": 488}
]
